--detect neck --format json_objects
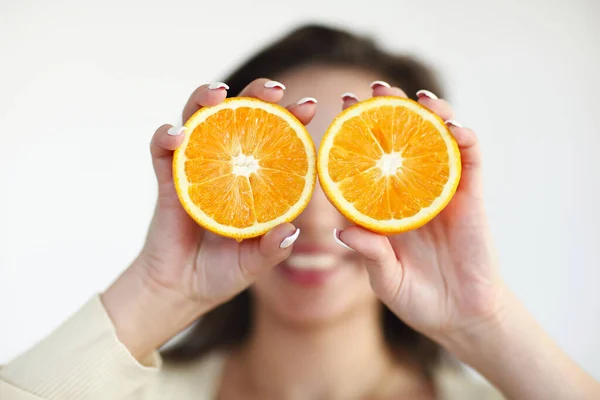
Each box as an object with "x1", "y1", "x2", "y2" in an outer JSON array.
[{"x1": 231, "y1": 300, "x2": 417, "y2": 400}]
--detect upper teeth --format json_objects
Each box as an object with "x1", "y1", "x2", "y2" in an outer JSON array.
[{"x1": 286, "y1": 254, "x2": 337, "y2": 270}]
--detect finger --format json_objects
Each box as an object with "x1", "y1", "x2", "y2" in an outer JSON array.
[
  {"x1": 334, "y1": 227, "x2": 404, "y2": 303},
  {"x1": 182, "y1": 82, "x2": 229, "y2": 123},
  {"x1": 237, "y1": 78, "x2": 286, "y2": 104},
  {"x1": 150, "y1": 124, "x2": 186, "y2": 186},
  {"x1": 370, "y1": 80, "x2": 407, "y2": 98},
  {"x1": 341, "y1": 92, "x2": 359, "y2": 110},
  {"x1": 416, "y1": 89, "x2": 454, "y2": 121},
  {"x1": 285, "y1": 97, "x2": 317, "y2": 125},
  {"x1": 445, "y1": 120, "x2": 483, "y2": 196},
  {"x1": 239, "y1": 223, "x2": 299, "y2": 279}
]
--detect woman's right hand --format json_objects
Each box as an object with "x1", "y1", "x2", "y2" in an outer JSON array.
[{"x1": 101, "y1": 79, "x2": 317, "y2": 360}]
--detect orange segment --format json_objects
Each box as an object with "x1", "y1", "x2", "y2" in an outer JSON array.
[
  {"x1": 327, "y1": 145, "x2": 379, "y2": 182},
  {"x1": 257, "y1": 125, "x2": 309, "y2": 176},
  {"x1": 388, "y1": 174, "x2": 421, "y2": 219},
  {"x1": 337, "y1": 167, "x2": 391, "y2": 220},
  {"x1": 318, "y1": 96, "x2": 461, "y2": 234},
  {"x1": 250, "y1": 170, "x2": 304, "y2": 223},
  {"x1": 173, "y1": 97, "x2": 316, "y2": 239},
  {"x1": 184, "y1": 159, "x2": 232, "y2": 184},
  {"x1": 390, "y1": 105, "x2": 424, "y2": 153},
  {"x1": 361, "y1": 105, "x2": 396, "y2": 153},
  {"x1": 189, "y1": 175, "x2": 255, "y2": 228},
  {"x1": 185, "y1": 119, "x2": 231, "y2": 160},
  {"x1": 235, "y1": 107, "x2": 267, "y2": 156},
  {"x1": 327, "y1": 116, "x2": 383, "y2": 182}
]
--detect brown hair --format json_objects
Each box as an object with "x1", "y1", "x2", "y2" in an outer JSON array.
[{"x1": 162, "y1": 23, "x2": 445, "y2": 378}]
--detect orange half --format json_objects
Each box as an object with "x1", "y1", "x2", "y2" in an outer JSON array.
[
  {"x1": 173, "y1": 97, "x2": 316, "y2": 240},
  {"x1": 318, "y1": 96, "x2": 461, "y2": 234}
]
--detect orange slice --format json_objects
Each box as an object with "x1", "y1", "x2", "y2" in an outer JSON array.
[
  {"x1": 318, "y1": 96, "x2": 461, "y2": 234},
  {"x1": 173, "y1": 97, "x2": 316, "y2": 240}
]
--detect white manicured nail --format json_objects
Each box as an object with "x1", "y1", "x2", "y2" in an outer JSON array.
[
  {"x1": 370, "y1": 80, "x2": 391, "y2": 89},
  {"x1": 445, "y1": 119, "x2": 464, "y2": 128},
  {"x1": 296, "y1": 97, "x2": 318, "y2": 105},
  {"x1": 208, "y1": 82, "x2": 229, "y2": 90},
  {"x1": 416, "y1": 89, "x2": 438, "y2": 100},
  {"x1": 341, "y1": 92, "x2": 358, "y2": 101},
  {"x1": 333, "y1": 229, "x2": 354, "y2": 251},
  {"x1": 280, "y1": 228, "x2": 300, "y2": 249},
  {"x1": 264, "y1": 80, "x2": 286, "y2": 90},
  {"x1": 167, "y1": 125, "x2": 186, "y2": 136}
]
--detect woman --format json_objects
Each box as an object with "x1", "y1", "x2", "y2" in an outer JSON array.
[{"x1": 1, "y1": 24, "x2": 598, "y2": 400}]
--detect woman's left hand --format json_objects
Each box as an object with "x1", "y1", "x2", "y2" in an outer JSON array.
[
  {"x1": 338, "y1": 84, "x2": 600, "y2": 400},
  {"x1": 336, "y1": 84, "x2": 506, "y2": 345}
]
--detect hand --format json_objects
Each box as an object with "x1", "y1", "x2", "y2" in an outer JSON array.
[
  {"x1": 339, "y1": 85, "x2": 600, "y2": 400},
  {"x1": 101, "y1": 79, "x2": 317, "y2": 359},
  {"x1": 337, "y1": 84, "x2": 505, "y2": 344}
]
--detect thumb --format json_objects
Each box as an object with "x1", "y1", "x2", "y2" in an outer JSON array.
[
  {"x1": 150, "y1": 124, "x2": 186, "y2": 185},
  {"x1": 444, "y1": 120, "x2": 483, "y2": 197},
  {"x1": 238, "y1": 223, "x2": 299, "y2": 280},
  {"x1": 149, "y1": 123, "x2": 191, "y2": 222},
  {"x1": 335, "y1": 227, "x2": 404, "y2": 303}
]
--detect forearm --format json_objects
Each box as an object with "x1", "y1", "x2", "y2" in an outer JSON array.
[
  {"x1": 441, "y1": 290, "x2": 600, "y2": 400},
  {"x1": 101, "y1": 259, "x2": 211, "y2": 361},
  {"x1": 1, "y1": 281, "x2": 170, "y2": 399}
]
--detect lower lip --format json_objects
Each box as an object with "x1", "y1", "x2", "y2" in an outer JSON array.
[{"x1": 278, "y1": 264, "x2": 341, "y2": 286}]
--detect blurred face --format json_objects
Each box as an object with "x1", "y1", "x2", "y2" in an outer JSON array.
[{"x1": 252, "y1": 65, "x2": 382, "y2": 326}]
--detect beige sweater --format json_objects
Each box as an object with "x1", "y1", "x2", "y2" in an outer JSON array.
[{"x1": 0, "y1": 296, "x2": 504, "y2": 399}]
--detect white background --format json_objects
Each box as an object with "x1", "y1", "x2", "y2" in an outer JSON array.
[{"x1": 1, "y1": 0, "x2": 599, "y2": 379}]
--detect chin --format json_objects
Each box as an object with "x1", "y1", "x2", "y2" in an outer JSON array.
[{"x1": 251, "y1": 255, "x2": 376, "y2": 327}]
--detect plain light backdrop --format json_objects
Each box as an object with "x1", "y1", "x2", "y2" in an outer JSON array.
[{"x1": 1, "y1": 0, "x2": 599, "y2": 379}]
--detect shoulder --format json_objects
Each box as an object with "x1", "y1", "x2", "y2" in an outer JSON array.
[{"x1": 435, "y1": 366, "x2": 505, "y2": 400}]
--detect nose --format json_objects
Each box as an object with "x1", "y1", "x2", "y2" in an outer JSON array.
[{"x1": 294, "y1": 181, "x2": 349, "y2": 239}]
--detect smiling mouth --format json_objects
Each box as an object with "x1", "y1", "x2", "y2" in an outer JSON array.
[{"x1": 284, "y1": 253, "x2": 338, "y2": 270}]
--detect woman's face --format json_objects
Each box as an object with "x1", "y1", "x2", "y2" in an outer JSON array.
[{"x1": 252, "y1": 65, "x2": 382, "y2": 325}]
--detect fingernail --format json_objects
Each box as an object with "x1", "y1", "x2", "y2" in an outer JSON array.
[
  {"x1": 264, "y1": 80, "x2": 286, "y2": 90},
  {"x1": 333, "y1": 229, "x2": 354, "y2": 251},
  {"x1": 167, "y1": 125, "x2": 186, "y2": 136},
  {"x1": 416, "y1": 89, "x2": 438, "y2": 100},
  {"x1": 296, "y1": 97, "x2": 318, "y2": 105},
  {"x1": 279, "y1": 228, "x2": 300, "y2": 249},
  {"x1": 445, "y1": 119, "x2": 464, "y2": 128},
  {"x1": 208, "y1": 82, "x2": 229, "y2": 90},
  {"x1": 370, "y1": 80, "x2": 391, "y2": 89},
  {"x1": 341, "y1": 92, "x2": 358, "y2": 102}
]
